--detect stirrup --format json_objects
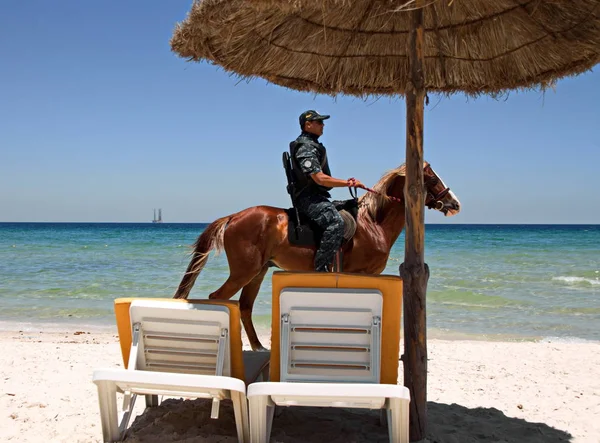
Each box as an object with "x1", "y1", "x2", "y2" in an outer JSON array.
[{"x1": 332, "y1": 249, "x2": 343, "y2": 272}]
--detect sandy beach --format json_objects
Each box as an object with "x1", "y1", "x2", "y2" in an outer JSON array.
[{"x1": 1, "y1": 327, "x2": 598, "y2": 443}]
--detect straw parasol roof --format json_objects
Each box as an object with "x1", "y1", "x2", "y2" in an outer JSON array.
[{"x1": 171, "y1": 0, "x2": 600, "y2": 97}]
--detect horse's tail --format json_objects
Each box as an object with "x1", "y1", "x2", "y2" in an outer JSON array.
[{"x1": 173, "y1": 216, "x2": 230, "y2": 299}]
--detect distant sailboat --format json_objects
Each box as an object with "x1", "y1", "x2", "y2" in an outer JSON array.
[{"x1": 152, "y1": 209, "x2": 163, "y2": 223}]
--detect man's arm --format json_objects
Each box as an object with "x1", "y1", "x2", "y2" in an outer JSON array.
[
  {"x1": 311, "y1": 171, "x2": 363, "y2": 188},
  {"x1": 296, "y1": 144, "x2": 365, "y2": 188}
]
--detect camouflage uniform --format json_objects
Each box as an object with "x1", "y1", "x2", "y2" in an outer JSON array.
[{"x1": 293, "y1": 133, "x2": 344, "y2": 272}]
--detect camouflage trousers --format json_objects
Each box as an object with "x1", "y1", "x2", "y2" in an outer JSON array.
[{"x1": 296, "y1": 194, "x2": 344, "y2": 272}]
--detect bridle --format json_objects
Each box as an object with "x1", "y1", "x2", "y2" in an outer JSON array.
[{"x1": 424, "y1": 165, "x2": 451, "y2": 210}]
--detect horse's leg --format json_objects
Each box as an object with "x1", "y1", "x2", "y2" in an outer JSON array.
[
  {"x1": 207, "y1": 274, "x2": 255, "y2": 301},
  {"x1": 239, "y1": 265, "x2": 270, "y2": 352},
  {"x1": 205, "y1": 208, "x2": 281, "y2": 349},
  {"x1": 208, "y1": 240, "x2": 265, "y2": 301}
]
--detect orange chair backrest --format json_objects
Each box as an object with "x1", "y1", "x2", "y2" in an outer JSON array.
[
  {"x1": 270, "y1": 272, "x2": 403, "y2": 384},
  {"x1": 113, "y1": 298, "x2": 245, "y2": 381}
]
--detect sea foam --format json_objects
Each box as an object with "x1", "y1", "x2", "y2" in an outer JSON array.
[{"x1": 552, "y1": 276, "x2": 600, "y2": 286}]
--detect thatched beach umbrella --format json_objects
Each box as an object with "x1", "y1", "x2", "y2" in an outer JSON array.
[
  {"x1": 171, "y1": 1, "x2": 599, "y2": 440},
  {"x1": 172, "y1": 0, "x2": 599, "y2": 95}
]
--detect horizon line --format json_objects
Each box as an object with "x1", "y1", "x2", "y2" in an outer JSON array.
[{"x1": 1, "y1": 221, "x2": 598, "y2": 226}]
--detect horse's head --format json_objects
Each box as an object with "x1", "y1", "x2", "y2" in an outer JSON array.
[
  {"x1": 423, "y1": 163, "x2": 460, "y2": 217},
  {"x1": 359, "y1": 162, "x2": 460, "y2": 221}
]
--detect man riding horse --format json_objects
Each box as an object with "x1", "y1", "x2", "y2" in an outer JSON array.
[
  {"x1": 290, "y1": 110, "x2": 365, "y2": 272},
  {"x1": 173, "y1": 111, "x2": 461, "y2": 350}
]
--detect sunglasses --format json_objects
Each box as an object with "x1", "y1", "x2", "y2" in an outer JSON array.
[{"x1": 310, "y1": 120, "x2": 325, "y2": 125}]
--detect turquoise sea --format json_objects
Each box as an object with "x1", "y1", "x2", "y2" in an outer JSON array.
[{"x1": 0, "y1": 223, "x2": 598, "y2": 342}]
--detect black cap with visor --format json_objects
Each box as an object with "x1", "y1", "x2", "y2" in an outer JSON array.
[{"x1": 299, "y1": 110, "x2": 330, "y2": 128}]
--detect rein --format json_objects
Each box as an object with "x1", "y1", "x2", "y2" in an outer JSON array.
[
  {"x1": 347, "y1": 178, "x2": 403, "y2": 203},
  {"x1": 347, "y1": 176, "x2": 450, "y2": 208}
]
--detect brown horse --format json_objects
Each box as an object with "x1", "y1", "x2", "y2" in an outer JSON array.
[{"x1": 174, "y1": 163, "x2": 460, "y2": 350}]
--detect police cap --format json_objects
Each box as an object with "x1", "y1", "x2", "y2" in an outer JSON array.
[{"x1": 299, "y1": 110, "x2": 330, "y2": 128}]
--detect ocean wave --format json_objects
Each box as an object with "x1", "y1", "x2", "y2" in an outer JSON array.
[{"x1": 552, "y1": 276, "x2": 600, "y2": 286}]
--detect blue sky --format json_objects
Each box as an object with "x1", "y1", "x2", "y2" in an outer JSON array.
[{"x1": 1, "y1": 1, "x2": 598, "y2": 224}]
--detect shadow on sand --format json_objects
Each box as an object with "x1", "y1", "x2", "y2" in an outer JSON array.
[{"x1": 123, "y1": 399, "x2": 573, "y2": 443}]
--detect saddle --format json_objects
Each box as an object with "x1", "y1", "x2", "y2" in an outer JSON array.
[
  {"x1": 285, "y1": 199, "x2": 358, "y2": 247},
  {"x1": 282, "y1": 152, "x2": 359, "y2": 248}
]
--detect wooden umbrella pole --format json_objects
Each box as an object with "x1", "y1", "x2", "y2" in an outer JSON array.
[{"x1": 401, "y1": 0, "x2": 429, "y2": 441}]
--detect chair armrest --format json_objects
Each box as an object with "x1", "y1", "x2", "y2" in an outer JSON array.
[
  {"x1": 93, "y1": 368, "x2": 246, "y2": 394},
  {"x1": 248, "y1": 382, "x2": 409, "y2": 399}
]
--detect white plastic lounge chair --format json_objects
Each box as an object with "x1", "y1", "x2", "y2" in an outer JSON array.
[
  {"x1": 247, "y1": 272, "x2": 410, "y2": 443},
  {"x1": 93, "y1": 298, "x2": 269, "y2": 443}
]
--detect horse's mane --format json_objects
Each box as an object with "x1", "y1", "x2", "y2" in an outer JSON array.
[{"x1": 359, "y1": 164, "x2": 406, "y2": 221}]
